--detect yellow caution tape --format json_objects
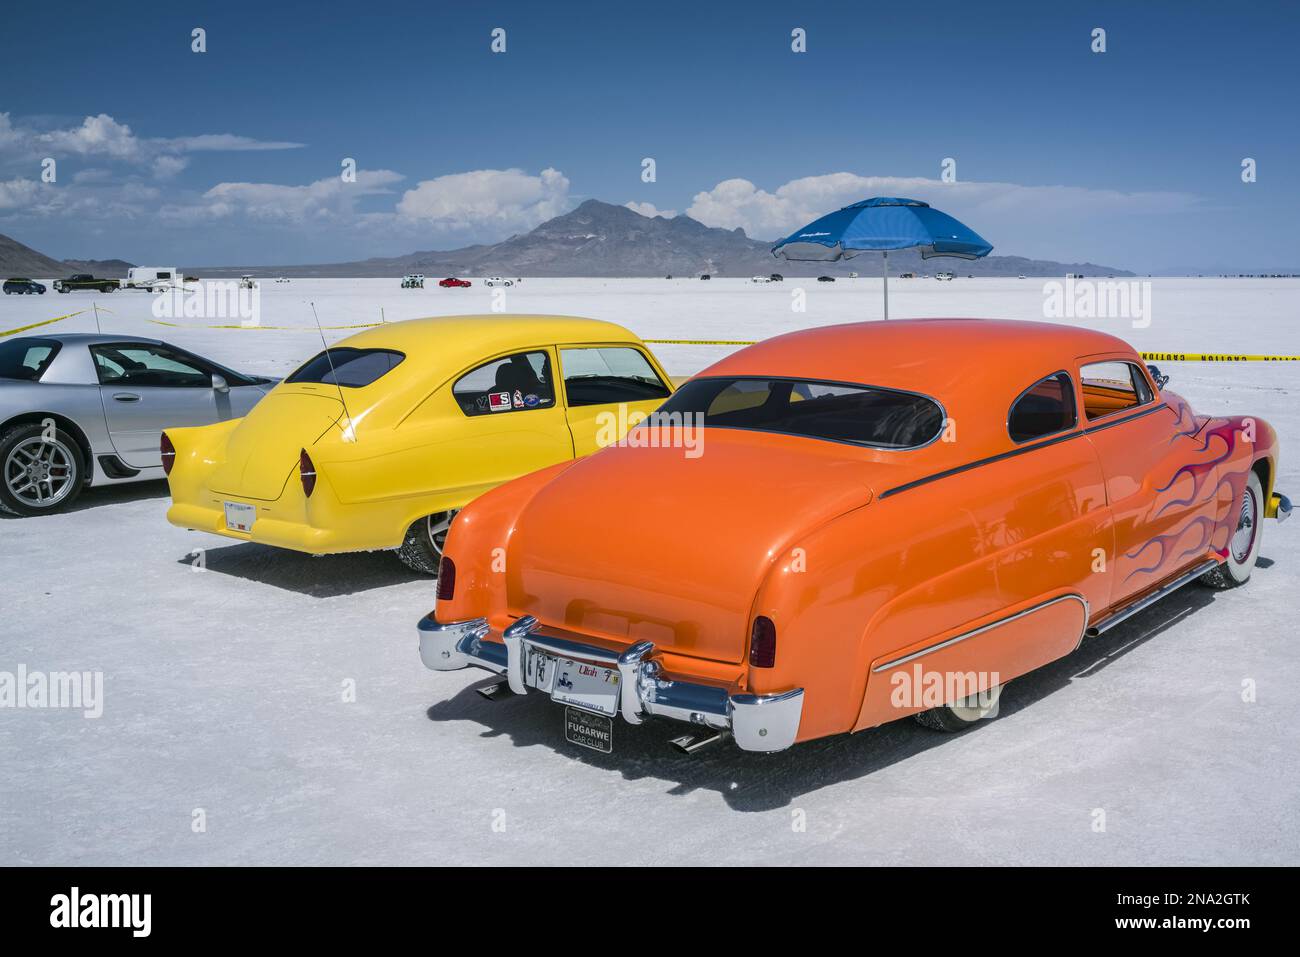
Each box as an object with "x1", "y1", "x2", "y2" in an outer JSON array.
[
  {"x1": 11, "y1": 315, "x2": 1295, "y2": 363},
  {"x1": 1138, "y1": 352, "x2": 1300, "y2": 362},
  {"x1": 0, "y1": 310, "x2": 86, "y2": 338},
  {"x1": 648, "y1": 340, "x2": 1300, "y2": 361},
  {"x1": 643, "y1": 337, "x2": 759, "y2": 346},
  {"x1": 146, "y1": 319, "x2": 382, "y2": 330}
]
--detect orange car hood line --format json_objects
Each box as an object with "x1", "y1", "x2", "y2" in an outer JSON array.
[{"x1": 501, "y1": 430, "x2": 881, "y2": 664}]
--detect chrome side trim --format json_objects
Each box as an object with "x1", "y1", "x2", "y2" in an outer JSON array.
[
  {"x1": 1086, "y1": 558, "x2": 1220, "y2": 637},
  {"x1": 872, "y1": 594, "x2": 1090, "y2": 674}
]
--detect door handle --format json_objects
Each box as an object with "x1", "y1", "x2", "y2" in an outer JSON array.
[{"x1": 112, "y1": 393, "x2": 141, "y2": 402}]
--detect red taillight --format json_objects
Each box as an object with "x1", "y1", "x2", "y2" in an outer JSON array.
[
  {"x1": 160, "y1": 432, "x2": 176, "y2": 475},
  {"x1": 299, "y1": 449, "x2": 316, "y2": 498},
  {"x1": 436, "y1": 556, "x2": 456, "y2": 601},
  {"x1": 750, "y1": 616, "x2": 777, "y2": 668}
]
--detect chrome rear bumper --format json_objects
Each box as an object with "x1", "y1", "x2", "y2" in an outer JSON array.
[
  {"x1": 1268, "y1": 492, "x2": 1291, "y2": 523},
  {"x1": 418, "y1": 614, "x2": 804, "y2": 753}
]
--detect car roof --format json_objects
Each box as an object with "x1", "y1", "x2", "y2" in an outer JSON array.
[
  {"x1": 335, "y1": 314, "x2": 646, "y2": 378},
  {"x1": 700, "y1": 318, "x2": 1145, "y2": 455},
  {"x1": 17, "y1": 332, "x2": 166, "y2": 347},
  {"x1": 703, "y1": 318, "x2": 1136, "y2": 394}
]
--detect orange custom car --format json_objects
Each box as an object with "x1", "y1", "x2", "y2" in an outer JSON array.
[{"x1": 417, "y1": 319, "x2": 1289, "y2": 754}]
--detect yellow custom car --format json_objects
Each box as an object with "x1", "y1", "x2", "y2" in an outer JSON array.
[{"x1": 162, "y1": 315, "x2": 675, "y2": 572}]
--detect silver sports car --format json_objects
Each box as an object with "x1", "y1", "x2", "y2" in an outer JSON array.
[{"x1": 0, "y1": 333, "x2": 272, "y2": 515}]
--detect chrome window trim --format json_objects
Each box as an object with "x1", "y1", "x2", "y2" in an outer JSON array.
[
  {"x1": 662, "y1": 374, "x2": 950, "y2": 452},
  {"x1": 1079, "y1": 359, "x2": 1157, "y2": 424},
  {"x1": 1006, "y1": 369, "x2": 1078, "y2": 445}
]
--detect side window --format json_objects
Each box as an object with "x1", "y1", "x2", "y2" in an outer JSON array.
[
  {"x1": 1079, "y1": 361, "x2": 1153, "y2": 420},
  {"x1": 1008, "y1": 372, "x2": 1077, "y2": 443},
  {"x1": 452, "y1": 350, "x2": 556, "y2": 417},
  {"x1": 559, "y1": 346, "x2": 671, "y2": 407},
  {"x1": 91, "y1": 344, "x2": 212, "y2": 388}
]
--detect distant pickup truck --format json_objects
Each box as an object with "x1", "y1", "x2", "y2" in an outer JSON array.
[{"x1": 53, "y1": 274, "x2": 120, "y2": 294}]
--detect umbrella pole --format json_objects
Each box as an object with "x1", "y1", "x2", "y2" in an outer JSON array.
[{"x1": 882, "y1": 250, "x2": 889, "y2": 320}]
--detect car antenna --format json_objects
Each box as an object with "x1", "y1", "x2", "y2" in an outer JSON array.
[
  {"x1": 92, "y1": 301, "x2": 102, "y2": 334},
  {"x1": 310, "y1": 301, "x2": 356, "y2": 443}
]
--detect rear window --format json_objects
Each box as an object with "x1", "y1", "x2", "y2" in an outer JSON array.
[
  {"x1": 286, "y1": 348, "x2": 405, "y2": 388},
  {"x1": 657, "y1": 376, "x2": 945, "y2": 449},
  {"x1": 1008, "y1": 372, "x2": 1076, "y2": 443},
  {"x1": 0, "y1": 338, "x2": 62, "y2": 381}
]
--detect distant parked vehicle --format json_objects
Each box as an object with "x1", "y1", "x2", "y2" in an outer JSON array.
[
  {"x1": 665, "y1": 275, "x2": 673, "y2": 280},
  {"x1": 402, "y1": 274, "x2": 425, "y2": 289},
  {"x1": 848, "y1": 271, "x2": 859, "y2": 279},
  {"x1": 53, "y1": 274, "x2": 118, "y2": 294},
  {"x1": 699, "y1": 274, "x2": 711, "y2": 281},
  {"x1": 3, "y1": 278, "x2": 46, "y2": 295},
  {"x1": 484, "y1": 277, "x2": 514, "y2": 288},
  {"x1": 750, "y1": 276, "x2": 772, "y2": 284},
  {"x1": 439, "y1": 277, "x2": 471, "y2": 288},
  {"x1": 238, "y1": 275, "x2": 258, "y2": 290},
  {"x1": 275, "y1": 277, "x2": 290, "y2": 284},
  {"x1": 123, "y1": 267, "x2": 178, "y2": 291},
  {"x1": 900, "y1": 272, "x2": 916, "y2": 279},
  {"x1": 0, "y1": 333, "x2": 272, "y2": 515},
  {"x1": 936, "y1": 271, "x2": 954, "y2": 282},
  {"x1": 817, "y1": 275, "x2": 836, "y2": 283},
  {"x1": 769, "y1": 273, "x2": 784, "y2": 282},
  {"x1": 1018, "y1": 274, "x2": 1026, "y2": 279}
]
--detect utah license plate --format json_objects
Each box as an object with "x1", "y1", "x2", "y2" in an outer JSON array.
[
  {"x1": 564, "y1": 706, "x2": 613, "y2": 753},
  {"x1": 224, "y1": 501, "x2": 257, "y2": 532},
  {"x1": 550, "y1": 657, "x2": 619, "y2": 716}
]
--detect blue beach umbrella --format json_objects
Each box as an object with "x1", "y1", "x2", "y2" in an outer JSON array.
[{"x1": 771, "y1": 197, "x2": 993, "y2": 319}]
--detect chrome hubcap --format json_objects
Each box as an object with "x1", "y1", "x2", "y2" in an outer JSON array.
[
  {"x1": 1230, "y1": 486, "x2": 1257, "y2": 563},
  {"x1": 4, "y1": 436, "x2": 76, "y2": 508},
  {"x1": 426, "y1": 509, "x2": 459, "y2": 557}
]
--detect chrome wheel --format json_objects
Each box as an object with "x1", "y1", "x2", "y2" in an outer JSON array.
[
  {"x1": 4, "y1": 436, "x2": 77, "y2": 509},
  {"x1": 1230, "y1": 485, "x2": 1258, "y2": 563},
  {"x1": 426, "y1": 509, "x2": 459, "y2": 557}
]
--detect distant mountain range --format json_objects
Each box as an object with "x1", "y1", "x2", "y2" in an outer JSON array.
[
  {"x1": 0, "y1": 233, "x2": 134, "y2": 278},
  {"x1": 2, "y1": 200, "x2": 1135, "y2": 279}
]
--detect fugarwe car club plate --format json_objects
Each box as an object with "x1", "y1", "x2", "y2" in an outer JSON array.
[{"x1": 525, "y1": 647, "x2": 619, "y2": 752}]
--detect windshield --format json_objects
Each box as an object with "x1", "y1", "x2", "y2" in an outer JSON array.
[
  {"x1": 285, "y1": 348, "x2": 405, "y2": 388},
  {"x1": 657, "y1": 376, "x2": 945, "y2": 449}
]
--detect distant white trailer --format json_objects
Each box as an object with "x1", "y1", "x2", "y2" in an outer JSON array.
[{"x1": 124, "y1": 267, "x2": 180, "y2": 290}]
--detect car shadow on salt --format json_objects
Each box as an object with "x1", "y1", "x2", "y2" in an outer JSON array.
[
  {"x1": 177, "y1": 542, "x2": 426, "y2": 597},
  {"x1": 424, "y1": 582, "x2": 1224, "y2": 812},
  {"x1": 0, "y1": 480, "x2": 170, "y2": 518}
]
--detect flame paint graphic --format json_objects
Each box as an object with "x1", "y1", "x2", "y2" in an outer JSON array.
[
  {"x1": 1123, "y1": 417, "x2": 1244, "y2": 583},
  {"x1": 1153, "y1": 420, "x2": 1237, "y2": 517},
  {"x1": 1166, "y1": 402, "x2": 1202, "y2": 445}
]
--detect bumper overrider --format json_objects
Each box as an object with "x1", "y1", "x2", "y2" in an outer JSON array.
[{"x1": 418, "y1": 614, "x2": 804, "y2": 752}]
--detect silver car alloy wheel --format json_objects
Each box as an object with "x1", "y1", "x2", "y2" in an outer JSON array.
[
  {"x1": 426, "y1": 509, "x2": 459, "y2": 557},
  {"x1": 4, "y1": 436, "x2": 77, "y2": 509},
  {"x1": 1230, "y1": 483, "x2": 1258, "y2": 563}
]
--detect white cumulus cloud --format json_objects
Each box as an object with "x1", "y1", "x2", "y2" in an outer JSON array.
[
  {"x1": 397, "y1": 167, "x2": 570, "y2": 234},
  {"x1": 171, "y1": 169, "x2": 404, "y2": 223},
  {"x1": 624, "y1": 201, "x2": 677, "y2": 219},
  {"x1": 0, "y1": 177, "x2": 43, "y2": 210},
  {"x1": 686, "y1": 173, "x2": 1201, "y2": 241}
]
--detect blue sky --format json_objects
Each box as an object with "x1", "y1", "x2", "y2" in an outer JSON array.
[{"x1": 1, "y1": 0, "x2": 1296, "y2": 271}]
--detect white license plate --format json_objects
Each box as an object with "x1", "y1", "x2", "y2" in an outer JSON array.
[
  {"x1": 564, "y1": 706, "x2": 613, "y2": 753},
  {"x1": 224, "y1": 501, "x2": 257, "y2": 532},
  {"x1": 550, "y1": 657, "x2": 620, "y2": 716}
]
